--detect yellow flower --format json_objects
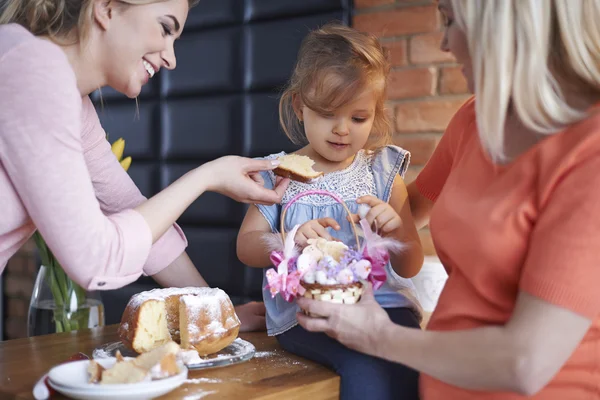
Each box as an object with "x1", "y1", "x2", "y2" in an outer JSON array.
[
  {"x1": 110, "y1": 137, "x2": 132, "y2": 171},
  {"x1": 111, "y1": 138, "x2": 125, "y2": 161},
  {"x1": 120, "y1": 156, "x2": 132, "y2": 172}
]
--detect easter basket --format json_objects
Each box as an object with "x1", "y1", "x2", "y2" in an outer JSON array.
[{"x1": 264, "y1": 189, "x2": 405, "y2": 316}]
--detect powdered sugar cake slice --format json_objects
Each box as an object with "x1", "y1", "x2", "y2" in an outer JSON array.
[
  {"x1": 273, "y1": 154, "x2": 324, "y2": 183},
  {"x1": 92, "y1": 338, "x2": 255, "y2": 370}
]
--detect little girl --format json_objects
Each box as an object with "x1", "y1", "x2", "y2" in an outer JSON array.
[{"x1": 237, "y1": 23, "x2": 423, "y2": 400}]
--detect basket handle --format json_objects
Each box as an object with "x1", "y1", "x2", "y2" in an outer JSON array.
[{"x1": 280, "y1": 190, "x2": 360, "y2": 246}]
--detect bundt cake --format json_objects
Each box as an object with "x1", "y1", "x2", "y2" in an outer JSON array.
[{"x1": 118, "y1": 287, "x2": 240, "y2": 356}]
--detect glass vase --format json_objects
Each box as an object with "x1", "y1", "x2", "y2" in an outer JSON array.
[{"x1": 27, "y1": 265, "x2": 105, "y2": 337}]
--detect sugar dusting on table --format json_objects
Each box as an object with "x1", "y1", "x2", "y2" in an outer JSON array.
[
  {"x1": 253, "y1": 351, "x2": 275, "y2": 358},
  {"x1": 182, "y1": 391, "x2": 217, "y2": 400},
  {"x1": 185, "y1": 377, "x2": 223, "y2": 384}
]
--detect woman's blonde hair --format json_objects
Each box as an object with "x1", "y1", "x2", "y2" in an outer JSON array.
[
  {"x1": 279, "y1": 22, "x2": 392, "y2": 150},
  {"x1": 451, "y1": 0, "x2": 600, "y2": 162},
  {"x1": 0, "y1": 0, "x2": 199, "y2": 42}
]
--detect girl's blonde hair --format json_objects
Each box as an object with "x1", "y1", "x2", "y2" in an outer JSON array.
[
  {"x1": 451, "y1": 0, "x2": 600, "y2": 162},
  {"x1": 0, "y1": 0, "x2": 199, "y2": 42},
  {"x1": 279, "y1": 22, "x2": 392, "y2": 150}
]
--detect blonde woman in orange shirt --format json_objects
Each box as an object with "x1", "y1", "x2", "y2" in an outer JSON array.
[{"x1": 297, "y1": 0, "x2": 600, "y2": 399}]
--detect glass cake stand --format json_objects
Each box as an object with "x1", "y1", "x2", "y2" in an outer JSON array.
[{"x1": 92, "y1": 338, "x2": 255, "y2": 370}]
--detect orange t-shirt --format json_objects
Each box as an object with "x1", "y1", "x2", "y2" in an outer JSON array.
[{"x1": 417, "y1": 97, "x2": 600, "y2": 399}]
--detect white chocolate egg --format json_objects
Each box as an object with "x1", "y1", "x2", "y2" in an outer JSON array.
[
  {"x1": 358, "y1": 203, "x2": 371, "y2": 220},
  {"x1": 336, "y1": 268, "x2": 355, "y2": 284},
  {"x1": 315, "y1": 270, "x2": 329, "y2": 285},
  {"x1": 296, "y1": 253, "x2": 317, "y2": 274},
  {"x1": 302, "y1": 270, "x2": 316, "y2": 284},
  {"x1": 353, "y1": 259, "x2": 372, "y2": 280}
]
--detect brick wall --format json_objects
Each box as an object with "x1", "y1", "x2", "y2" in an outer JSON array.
[
  {"x1": 354, "y1": 0, "x2": 470, "y2": 255},
  {"x1": 3, "y1": 239, "x2": 38, "y2": 340}
]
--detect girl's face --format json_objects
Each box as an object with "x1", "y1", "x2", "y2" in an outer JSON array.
[
  {"x1": 295, "y1": 86, "x2": 378, "y2": 164},
  {"x1": 438, "y1": 0, "x2": 474, "y2": 93},
  {"x1": 96, "y1": 0, "x2": 189, "y2": 98}
]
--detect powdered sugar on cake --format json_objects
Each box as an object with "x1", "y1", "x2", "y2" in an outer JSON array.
[
  {"x1": 128, "y1": 287, "x2": 219, "y2": 309},
  {"x1": 180, "y1": 292, "x2": 239, "y2": 328}
]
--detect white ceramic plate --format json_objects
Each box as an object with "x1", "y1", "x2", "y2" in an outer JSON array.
[
  {"x1": 47, "y1": 357, "x2": 187, "y2": 400},
  {"x1": 93, "y1": 338, "x2": 256, "y2": 370}
]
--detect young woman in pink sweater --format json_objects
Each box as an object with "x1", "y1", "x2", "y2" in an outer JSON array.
[{"x1": 0, "y1": 0, "x2": 288, "y2": 331}]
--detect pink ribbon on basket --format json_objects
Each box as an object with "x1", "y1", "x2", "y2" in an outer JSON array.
[
  {"x1": 359, "y1": 219, "x2": 393, "y2": 291},
  {"x1": 265, "y1": 225, "x2": 305, "y2": 302}
]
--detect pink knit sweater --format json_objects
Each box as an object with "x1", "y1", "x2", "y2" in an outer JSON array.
[{"x1": 0, "y1": 24, "x2": 187, "y2": 290}]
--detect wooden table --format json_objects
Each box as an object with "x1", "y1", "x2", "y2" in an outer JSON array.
[{"x1": 0, "y1": 325, "x2": 340, "y2": 399}]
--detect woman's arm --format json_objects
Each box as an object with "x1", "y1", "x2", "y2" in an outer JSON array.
[
  {"x1": 151, "y1": 251, "x2": 209, "y2": 287},
  {"x1": 237, "y1": 205, "x2": 275, "y2": 268},
  {"x1": 135, "y1": 156, "x2": 285, "y2": 243},
  {"x1": 297, "y1": 288, "x2": 591, "y2": 396},
  {"x1": 81, "y1": 98, "x2": 189, "y2": 276},
  {"x1": 407, "y1": 180, "x2": 434, "y2": 230}
]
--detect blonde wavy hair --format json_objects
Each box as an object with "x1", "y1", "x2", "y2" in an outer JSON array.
[
  {"x1": 0, "y1": 0, "x2": 199, "y2": 42},
  {"x1": 451, "y1": 0, "x2": 600, "y2": 162},
  {"x1": 279, "y1": 22, "x2": 392, "y2": 150}
]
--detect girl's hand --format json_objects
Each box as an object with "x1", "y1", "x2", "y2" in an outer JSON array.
[
  {"x1": 201, "y1": 156, "x2": 289, "y2": 205},
  {"x1": 295, "y1": 218, "x2": 340, "y2": 248},
  {"x1": 235, "y1": 301, "x2": 266, "y2": 332},
  {"x1": 355, "y1": 195, "x2": 402, "y2": 234},
  {"x1": 296, "y1": 283, "x2": 391, "y2": 356}
]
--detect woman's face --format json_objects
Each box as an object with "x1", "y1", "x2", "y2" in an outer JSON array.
[
  {"x1": 97, "y1": 0, "x2": 189, "y2": 98},
  {"x1": 438, "y1": 0, "x2": 474, "y2": 93}
]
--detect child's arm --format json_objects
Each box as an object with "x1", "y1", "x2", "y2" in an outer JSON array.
[
  {"x1": 388, "y1": 177, "x2": 424, "y2": 278},
  {"x1": 237, "y1": 205, "x2": 275, "y2": 268},
  {"x1": 237, "y1": 205, "x2": 342, "y2": 267},
  {"x1": 357, "y1": 176, "x2": 424, "y2": 278}
]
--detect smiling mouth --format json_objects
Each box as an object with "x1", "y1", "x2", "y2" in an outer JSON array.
[
  {"x1": 327, "y1": 141, "x2": 349, "y2": 149},
  {"x1": 142, "y1": 59, "x2": 156, "y2": 78}
]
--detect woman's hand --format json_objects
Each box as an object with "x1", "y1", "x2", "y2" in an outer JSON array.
[
  {"x1": 296, "y1": 283, "x2": 392, "y2": 356},
  {"x1": 201, "y1": 156, "x2": 289, "y2": 205},
  {"x1": 235, "y1": 301, "x2": 267, "y2": 332},
  {"x1": 355, "y1": 195, "x2": 402, "y2": 234},
  {"x1": 295, "y1": 218, "x2": 341, "y2": 248}
]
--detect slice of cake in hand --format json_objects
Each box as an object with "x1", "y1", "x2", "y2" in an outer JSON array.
[{"x1": 273, "y1": 154, "x2": 324, "y2": 183}]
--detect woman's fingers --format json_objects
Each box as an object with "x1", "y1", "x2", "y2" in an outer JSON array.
[
  {"x1": 249, "y1": 172, "x2": 265, "y2": 186},
  {"x1": 243, "y1": 158, "x2": 281, "y2": 173},
  {"x1": 296, "y1": 312, "x2": 332, "y2": 333},
  {"x1": 297, "y1": 297, "x2": 337, "y2": 319}
]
